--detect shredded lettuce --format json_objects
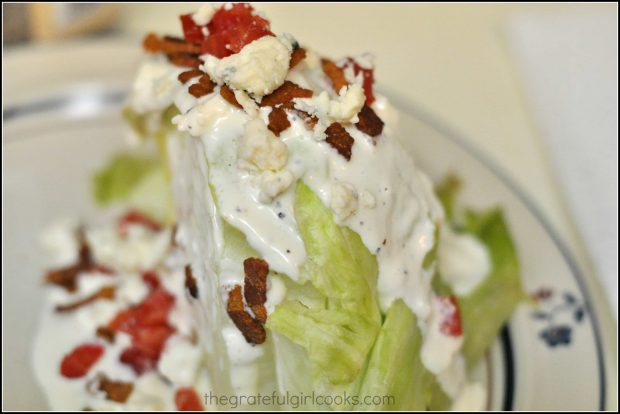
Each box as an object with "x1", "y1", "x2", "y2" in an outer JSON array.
[
  {"x1": 357, "y1": 300, "x2": 434, "y2": 411},
  {"x1": 266, "y1": 181, "x2": 382, "y2": 396}
]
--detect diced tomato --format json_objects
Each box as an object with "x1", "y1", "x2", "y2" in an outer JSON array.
[
  {"x1": 438, "y1": 296, "x2": 463, "y2": 337},
  {"x1": 118, "y1": 210, "x2": 163, "y2": 236},
  {"x1": 341, "y1": 58, "x2": 376, "y2": 105},
  {"x1": 175, "y1": 387, "x2": 204, "y2": 411},
  {"x1": 132, "y1": 325, "x2": 175, "y2": 358},
  {"x1": 142, "y1": 271, "x2": 160, "y2": 290},
  {"x1": 180, "y1": 13, "x2": 206, "y2": 44},
  {"x1": 108, "y1": 307, "x2": 138, "y2": 333},
  {"x1": 136, "y1": 290, "x2": 175, "y2": 326},
  {"x1": 107, "y1": 289, "x2": 176, "y2": 374},
  {"x1": 119, "y1": 346, "x2": 157, "y2": 375},
  {"x1": 200, "y1": 33, "x2": 230, "y2": 58},
  {"x1": 180, "y1": 3, "x2": 273, "y2": 58},
  {"x1": 60, "y1": 343, "x2": 104, "y2": 378},
  {"x1": 108, "y1": 290, "x2": 175, "y2": 333}
]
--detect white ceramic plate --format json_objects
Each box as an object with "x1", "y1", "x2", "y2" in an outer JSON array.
[{"x1": 3, "y1": 39, "x2": 616, "y2": 411}]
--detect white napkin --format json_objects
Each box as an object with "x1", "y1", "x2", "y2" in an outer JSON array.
[{"x1": 506, "y1": 8, "x2": 618, "y2": 315}]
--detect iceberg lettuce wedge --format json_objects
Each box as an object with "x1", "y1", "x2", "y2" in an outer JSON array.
[
  {"x1": 267, "y1": 181, "x2": 382, "y2": 395},
  {"x1": 357, "y1": 299, "x2": 434, "y2": 411}
]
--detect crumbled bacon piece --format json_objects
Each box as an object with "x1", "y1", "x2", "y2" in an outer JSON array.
[
  {"x1": 199, "y1": 73, "x2": 216, "y2": 89},
  {"x1": 438, "y1": 296, "x2": 463, "y2": 337},
  {"x1": 267, "y1": 107, "x2": 291, "y2": 136},
  {"x1": 142, "y1": 33, "x2": 162, "y2": 53},
  {"x1": 260, "y1": 81, "x2": 313, "y2": 107},
  {"x1": 45, "y1": 232, "x2": 113, "y2": 292},
  {"x1": 226, "y1": 285, "x2": 266, "y2": 344},
  {"x1": 184, "y1": 265, "x2": 199, "y2": 299},
  {"x1": 289, "y1": 47, "x2": 307, "y2": 69},
  {"x1": 220, "y1": 85, "x2": 243, "y2": 109},
  {"x1": 281, "y1": 101, "x2": 318, "y2": 129},
  {"x1": 355, "y1": 104, "x2": 384, "y2": 139},
  {"x1": 46, "y1": 265, "x2": 84, "y2": 293},
  {"x1": 60, "y1": 343, "x2": 104, "y2": 379},
  {"x1": 178, "y1": 69, "x2": 203, "y2": 84},
  {"x1": 143, "y1": 33, "x2": 201, "y2": 55},
  {"x1": 175, "y1": 387, "x2": 204, "y2": 411},
  {"x1": 325, "y1": 123, "x2": 355, "y2": 161},
  {"x1": 97, "y1": 375, "x2": 134, "y2": 403},
  {"x1": 243, "y1": 258, "x2": 269, "y2": 324},
  {"x1": 55, "y1": 286, "x2": 116, "y2": 313},
  {"x1": 118, "y1": 210, "x2": 162, "y2": 236},
  {"x1": 321, "y1": 58, "x2": 348, "y2": 93},
  {"x1": 188, "y1": 83, "x2": 213, "y2": 98},
  {"x1": 167, "y1": 53, "x2": 203, "y2": 68},
  {"x1": 96, "y1": 326, "x2": 116, "y2": 343}
]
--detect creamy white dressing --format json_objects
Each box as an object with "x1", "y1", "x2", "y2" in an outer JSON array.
[
  {"x1": 33, "y1": 217, "x2": 204, "y2": 410},
  {"x1": 451, "y1": 382, "x2": 487, "y2": 411},
  {"x1": 221, "y1": 325, "x2": 265, "y2": 394},
  {"x1": 420, "y1": 295, "x2": 464, "y2": 374},
  {"x1": 438, "y1": 228, "x2": 491, "y2": 296},
  {"x1": 40, "y1": 218, "x2": 79, "y2": 267},
  {"x1": 158, "y1": 336, "x2": 203, "y2": 386},
  {"x1": 86, "y1": 224, "x2": 172, "y2": 273}
]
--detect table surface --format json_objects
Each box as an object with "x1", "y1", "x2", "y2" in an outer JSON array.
[{"x1": 118, "y1": 3, "x2": 614, "y2": 297}]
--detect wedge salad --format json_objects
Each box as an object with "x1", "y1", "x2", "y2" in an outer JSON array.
[{"x1": 34, "y1": 3, "x2": 525, "y2": 410}]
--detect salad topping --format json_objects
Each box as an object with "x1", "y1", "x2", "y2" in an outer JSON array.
[{"x1": 35, "y1": 214, "x2": 206, "y2": 410}]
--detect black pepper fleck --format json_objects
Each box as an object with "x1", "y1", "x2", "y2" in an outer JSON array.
[
  {"x1": 286, "y1": 249, "x2": 291, "y2": 253},
  {"x1": 278, "y1": 212, "x2": 285, "y2": 219}
]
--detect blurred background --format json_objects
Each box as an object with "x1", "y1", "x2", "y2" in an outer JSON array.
[{"x1": 4, "y1": 2, "x2": 617, "y2": 315}]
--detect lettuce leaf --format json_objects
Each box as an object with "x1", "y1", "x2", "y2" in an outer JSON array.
[
  {"x1": 266, "y1": 181, "x2": 382, "y2": 394},
  {"x1": 122, "y1": 105, "x2": 179, "y2": 141},
  {"x1": 458, "y1": 207, "x2": 526, "y2": 366},
  {"x1": 357, "y1": 300, "x2": 434, "y2": 411},
  {"x1": 92, "y1": 153, "x2": 173, "y2": 223},
  {"x1": 434, "y1": 175, "x2": 525, "y2": 367}
]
